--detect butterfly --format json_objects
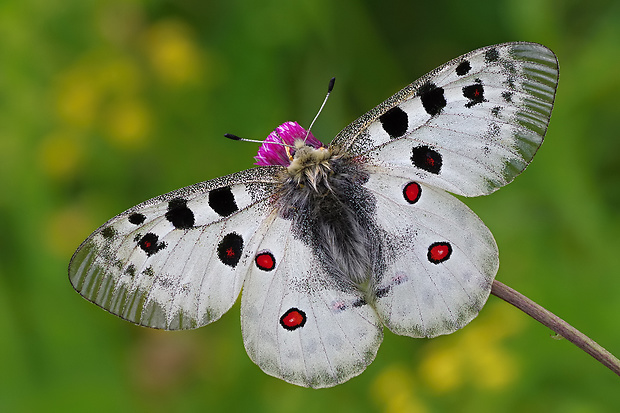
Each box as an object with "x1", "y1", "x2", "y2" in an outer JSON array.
[{"x1": 69, "y1": 42, "x2": 559, "y2": 388}]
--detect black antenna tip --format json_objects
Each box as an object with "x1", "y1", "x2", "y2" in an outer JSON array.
[
  {"x1": 224, "y1": 133, "x2": 242, "y2": 141},
  {"x1": 328, "y1": 77, "x2": 336, "y2": 93}
]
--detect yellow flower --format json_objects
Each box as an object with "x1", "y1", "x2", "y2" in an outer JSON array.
[
  {"x1": 419, "y1": 301, "x2": 523, "y2": 393},
  {"x1": 142, "y1": 19, "x2": 204, "y2": 86},
  {"x1": 372, "y1": 365, "x2": 428, "y2": 413},
  {"x1": 38, "y1": 131, "x2": 83, "y2": 180},
  {"x1": 55, "y1": 67, "x2": 100, "y2": 128},
  {"x1": 104, "y1": 99, "x2": 151, "y2": 148},
  {"x1": 418, "y1": 346, "x2": 462, "y2": 392}
]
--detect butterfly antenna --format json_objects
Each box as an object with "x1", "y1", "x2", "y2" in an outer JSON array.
[
  {"x1": 224, "y1": 133, "x2": 293, "y2": 148},
  {"x1": 305, "y1": 77, "x2": 335, "y2": 142},
  {"x1": 224, "y1": 133, "x2": 267, "y2": 144}
]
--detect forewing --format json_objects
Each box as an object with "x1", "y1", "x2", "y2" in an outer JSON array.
[
  {"x1": 332, "y1": 42, "x2": 559, "y2": 196},
  {"x1": 69, "y1": 166, "x2": 282, "y2": 330},
  {"x1": 363, "y1": 170, "x2": 498, "y2": 337},
  {"x1": 240, "y1": 213, "x2": 383, "y2": 388}
]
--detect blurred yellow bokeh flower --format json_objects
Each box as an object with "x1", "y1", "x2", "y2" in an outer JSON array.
[
  {"x1": 142, "y1": 19, "x2": 204, "y2": 86},
  {"x1": 38, "y1": 131, "x2": 83, "y2": 180},
  {"x1": 55, "y1": 66, "x2": 101, "y2": 128},
  {"x1": 104, "y1": 98, "x2": 151, "y2": 148},
  {"x1": 53, "y1": 53, "x2": 151, "y2": 151},
  {"x1": 372, "y1": 365, "x2": 428, "y2": 413},
  {"x1": 418, "y1": 301, "x2": 524, "y2": 393}
]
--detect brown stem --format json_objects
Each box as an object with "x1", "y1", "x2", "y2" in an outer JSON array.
[{"x1": 491, "y1": 279, "x2": 620, "y2": 377}]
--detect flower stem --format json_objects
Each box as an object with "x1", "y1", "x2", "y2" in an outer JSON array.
[{"x1": 491, "y1": 279, "x2": 620, "y2": 376}]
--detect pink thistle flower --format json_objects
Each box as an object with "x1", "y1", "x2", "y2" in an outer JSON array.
[{"x1": 254, "y1": 121, "x2": 324, "y2": 166}]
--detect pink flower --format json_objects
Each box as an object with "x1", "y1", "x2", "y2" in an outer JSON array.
[{"x1": 254, "y1": 121, "x2": 324, "y2": 166}]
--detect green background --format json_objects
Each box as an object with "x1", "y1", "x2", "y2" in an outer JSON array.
[{"x1": 2, "y1": 0, "x2": 619, "y2": 411}]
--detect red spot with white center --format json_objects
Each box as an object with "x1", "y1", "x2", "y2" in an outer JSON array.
[
  {"x1": 280, "y1": 308, "x2": 306, "y2": 331},
  {"x1": 403, "y1": 182, "x2": 421, "y2": 204},
  {"x1": 255, "y1": 251, "x2": 276, "y2": 271},
  {"x1": 427, "y1": 242, "x2": 452, "y2": 264}
]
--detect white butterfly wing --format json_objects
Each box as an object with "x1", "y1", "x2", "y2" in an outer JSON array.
[
  {"x1": 69, "y1": 167, "x2": 282, "y2": 329},
  {"x1": 69, "y1": 41, "x2": 560, "y2": 389},
  {"x1": 240, "y1": 214, "x2": 383, "y2": 388},
  {"x1": 363, "y1": 170, "x2": 497, "y2": 337},
  {"x1": 332, "y1": 42, "x2": 558, "y2": 196}
]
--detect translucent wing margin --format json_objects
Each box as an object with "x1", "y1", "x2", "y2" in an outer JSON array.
[
  {"x1": 331, "y1": 42, "x2": 559, "y2": 196},
  {"x1": 69, "y1": 166, "x2": 283, "y2": 330}
]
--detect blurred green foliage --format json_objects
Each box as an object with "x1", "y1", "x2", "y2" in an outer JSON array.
[{"x1": 1, "y1": 0, "x2": 619, "y2": 412}]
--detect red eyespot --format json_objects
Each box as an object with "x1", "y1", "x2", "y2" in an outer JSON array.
[
  {"x1": 428, "y1": 242, "x2": 452, "y2": 264},
  {"x1": 280, "y1": 308, "x2": 306, "y2": 331},
  {"x1": 403, "y1": 182, "x2": 421, "y2": 204},
  {"x1": 255, "y1": 251, "x2": 276, "y2": 271}
]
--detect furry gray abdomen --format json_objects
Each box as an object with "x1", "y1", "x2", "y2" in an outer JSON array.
[{"x1": 277, "y1": 157, "x2": 383, "y2": 290}]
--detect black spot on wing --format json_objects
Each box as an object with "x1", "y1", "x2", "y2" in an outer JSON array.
[
  {"x1": 101, "y1": 226, "x2": 116, "y2": 239},
  {"x1": 485, "y1": 48, "x2": 499, "y2": 62},
  {"x1": 418, "y1": 82, "x2": 446, "y2": 116},
  {"x1": 209, "y1": 186, "x2": 238, "y2": 217},
  {"x1": 166, "y1": 198, "x2": 195, "y2": 229},
  {"x1": 128, "y1": 213, "x2": 146, "y2": 225},
  {"x1": 463, "y1": 83, "x2": 486, "y2": 108},
  {"x1": 217, "y1": 232, "x2": 243, "y2": 267},
  {"x1": 137, "y1": 233, "x2": 167, "y2": 256},
  {"x1": 379, "y1": 106, "x2": 408, "y2": 138},
  {"x1": 411, "y1": 145, "x2": 442, "y2": 174},
  {"x1": 455, "y1": 60, "x2": 471, "y2": 76}
]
